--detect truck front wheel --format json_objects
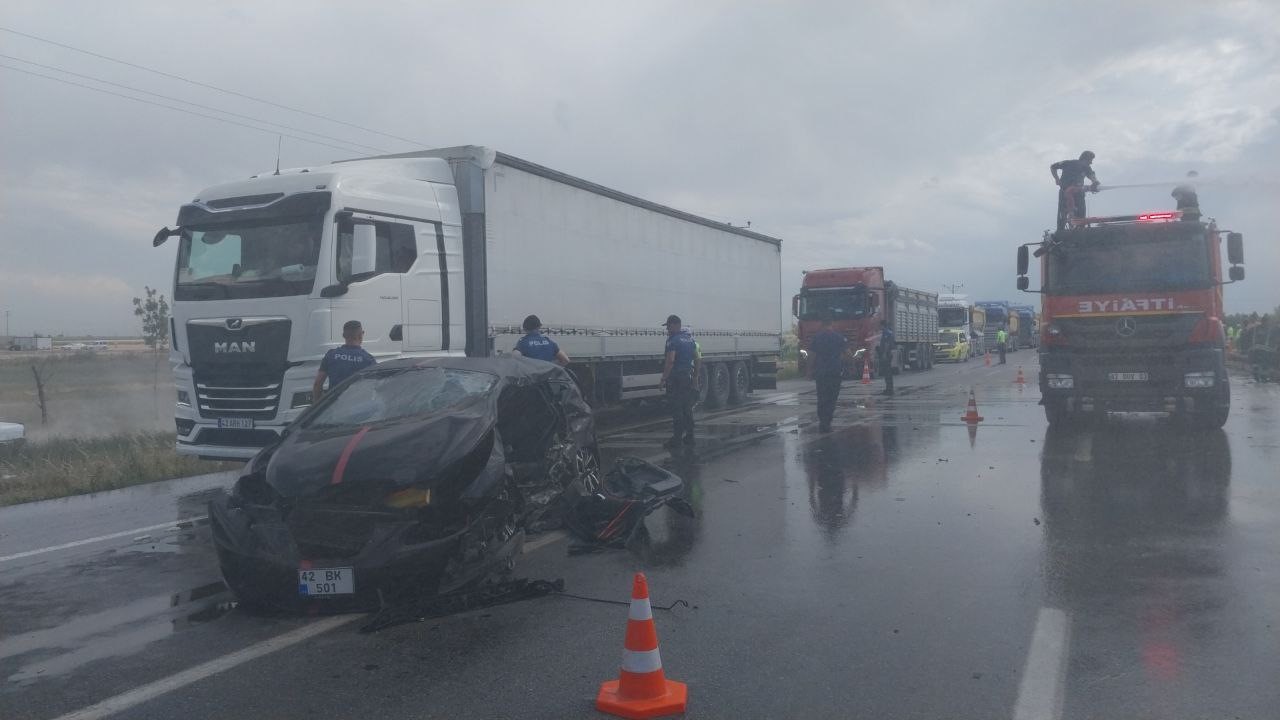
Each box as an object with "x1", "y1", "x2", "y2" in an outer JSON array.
[{"x1": 1044, "y1": 399, "x2": 1072, "y2": 427}]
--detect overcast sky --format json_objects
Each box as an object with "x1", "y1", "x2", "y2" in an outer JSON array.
[{"x1": 1, "y1": 0, "x2": 1277, "y2": 336}]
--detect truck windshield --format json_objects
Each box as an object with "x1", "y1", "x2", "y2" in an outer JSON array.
[
  {"x1": 984, "y1": 308, "x2": 1007, "y2": 323},
  {"x1": 799, "y1": 290, "x2": 868, "y2": 320},
  {"x1": 938, "y1": 307, "x2": 967, "y2": 327},
  {"x1": 1047, "y1": 235, "x2": 1211, "y2": 294},
  {"x1": 174, "y1": 217, "x2": 323, "y2": 300}
]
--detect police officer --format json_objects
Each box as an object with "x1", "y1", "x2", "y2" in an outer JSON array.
[
  {"x1": 513, "y1": 314, "x2": 570, "y2": 366},
  {"x1": 996, "y1": 325, "x2": 1009, "y2": 364},
  {"x1": 878, "y1": 320, "x2": 896, "y2": 396},
  {"x1": 810, "y1": 315, "x2": 850, "y2": 432},
  {"x1": 313, "y1": 320, "x2": 377, "y2": 401},
  {"x1": 659, "y1": 314, "x2": 701, "y2": 448}
]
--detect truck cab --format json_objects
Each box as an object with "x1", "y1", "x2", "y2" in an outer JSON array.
[
  {"x1": 1017, "y1": 211, "x2": 1245, "y2": 427},
  {"x1": 159, "y1": 158, "x2": 465, "y2": 458}
]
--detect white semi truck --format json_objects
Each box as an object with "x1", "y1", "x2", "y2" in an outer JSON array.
[{"x1": 155, "y1": 146, "x2": 783, "y2": 459}]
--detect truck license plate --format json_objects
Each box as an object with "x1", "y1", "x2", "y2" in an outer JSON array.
[
  {"x1": 298, "y1": 568, "x2": 354, "y2": 596},
  {"x1": 217, "y1": 418, "x2": 254, "y2": 429},
  {"x1": 1108, "y1": 372, "x2": 1149, "y2": 382}
]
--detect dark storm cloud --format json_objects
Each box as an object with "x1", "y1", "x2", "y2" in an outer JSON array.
[{"x1": 1, "y1": 0, "x2": 1276, "y2": 335}]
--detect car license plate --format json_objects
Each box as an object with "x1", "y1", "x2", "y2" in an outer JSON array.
[
  {"x1": 217, "y1": 417, "x2": 254, "y2": 429},
  {"x1": 1108, "y1": 372, "x2": 1149, "y2": 382},
  {"x1": 298, "y1": 567, "x2": 354, "y2": 596}
]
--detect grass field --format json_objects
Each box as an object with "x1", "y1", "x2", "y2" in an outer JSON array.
[
  {"x1": 0, "y1": 351, "x2": 174, "y2": 439},
  {"x1": 0, "y1": 432, "x2": 240, "y2": 506}
]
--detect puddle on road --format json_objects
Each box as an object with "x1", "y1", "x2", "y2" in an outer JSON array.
[{"x1": 2, "y1": 580, "x2": 234, "y2": 686}]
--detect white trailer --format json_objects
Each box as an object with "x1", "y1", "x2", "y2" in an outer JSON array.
[
  {"x1": 156, "y1": 146, "x2": 782, "y2": 459},
  {"x1": 7, "y1": 336, "x2": 52, "y2": 351}
]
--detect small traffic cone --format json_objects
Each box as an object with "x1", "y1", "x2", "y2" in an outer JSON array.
[
  {"x1": 984, "y1": 350, "x2": 991, "y2": 367},
  {"x1": 596, "y1": 573, "x2": 688, "y2": 719},
  {"x1": 960, "y1": 387, "x2": 984, "y2": 423},
  {"x1": 860, "y1": 361, "x2": 872, "y2": 385},
  {"x1": 1014, "y1": 366, "x2": 1026, "y2": 385}
]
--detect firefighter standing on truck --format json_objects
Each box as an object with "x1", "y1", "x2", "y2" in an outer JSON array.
[
  {"x1": 1050, "y1": 151, "x2": 1100, "y2": 230},
  {"x1": 660, "y1": 314, "x2": 701, "y2": 448}
]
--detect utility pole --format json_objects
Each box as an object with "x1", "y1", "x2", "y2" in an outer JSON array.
[
  {"x1": 4, "y1": 310, "x2": 9, "y2": 339},
  {"x1": 942, "y1": 282, "x2": 965, "y2": 294}
]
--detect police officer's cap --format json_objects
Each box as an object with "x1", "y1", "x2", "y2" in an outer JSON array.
[{"x1": 663, "y1": 314, "x2": 682, "y2": 327}]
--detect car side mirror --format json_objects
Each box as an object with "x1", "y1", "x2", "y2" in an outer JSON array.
[
  {"x1": 351, "y1": 222, "x2": 378, "y2": 276},
  {"x1": 1017, "y1": 276, "x2": 1030, "y2": 291},
  {"x1": 1227, "y1": 232, "x2": 1244, "y2": 265},
  {"x1": 1017, "y1": 246, "x2": 1029, "y2": 276},
  {"x1": 1229, "y1": 265, "x2": 1244, "y2": 282}
]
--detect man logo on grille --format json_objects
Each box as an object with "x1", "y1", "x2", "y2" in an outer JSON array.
[
  {"x1": 226, "y1": 318, "x2": 244, "y2": 330},
  {"x1": 1115, "y1": 317, "x2": 1137, "y2": 337}
]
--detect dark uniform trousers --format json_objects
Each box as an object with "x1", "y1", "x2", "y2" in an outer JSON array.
[
  {"x1": 815, "y1": 374, "x2": 842, "y2": 428},
  {"x1": 667, "y1": 369, "x2": 696, "y2": 439}
]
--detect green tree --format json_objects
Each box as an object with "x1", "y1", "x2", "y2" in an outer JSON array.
[{"x1": 132, "y1": 286, "x2": 170, "y2": 351}]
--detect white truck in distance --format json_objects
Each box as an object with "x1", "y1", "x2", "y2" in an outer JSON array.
[
  {"x1": 155, "y1": 146, "x2": 783, "y2": 459},
  {"x1": 937, "y1": 294, "x2": 986, "y2": 357}
]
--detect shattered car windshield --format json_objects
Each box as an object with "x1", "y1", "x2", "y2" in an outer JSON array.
[{"x1": 306, "y1": 367, "x2": 497, "y2": 428}]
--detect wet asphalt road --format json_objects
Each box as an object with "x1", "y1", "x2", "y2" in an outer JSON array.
[{"x1": 2, "y1": 357, "x2": 1278, "y2": 720}]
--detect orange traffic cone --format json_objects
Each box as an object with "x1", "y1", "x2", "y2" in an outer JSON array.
[
  {"x1": 596, "y1": 573, "x2": 688, "y2": 719},
  {"x1": 960, "y1": 387, "x2": 984, "y2": 423},
  {"x1": 984, "y1": 350, "x2": 991, "y2": 367},
  {"x1": 1014, "y1": 366, "x2": 1026, "y2": 385},
  {"x1": 860, "y1": 361, "x2": 872, "y2": 385}
]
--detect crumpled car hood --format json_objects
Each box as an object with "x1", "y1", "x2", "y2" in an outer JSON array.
[{"x1": 258, "y1": 400, "x2": 496, "y2": 500}]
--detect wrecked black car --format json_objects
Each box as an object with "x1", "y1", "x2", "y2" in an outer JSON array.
[{"x1": 209, "y1": 357, "x2": 598, "y2": 611}]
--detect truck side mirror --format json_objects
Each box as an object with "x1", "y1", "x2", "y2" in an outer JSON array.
[
  {"x1": 1227, "y1": 232, "x2": 1244, "y2": 265},
  {"x1": 351, "y1": 222, "x2": 379, "y2": 276},
  {"x1": 1229, "y1": 266, "x2": 1244, "y2": 282},
  {"x1": 1017, "y1": 246, "x2": 1029, "y2": 276},
  {"x1": 791, "y1": 295, "x2": 800, "y2": 318},
  {"x1": 1017, "y1": 276, "x2": 1030, "y2": 291}
]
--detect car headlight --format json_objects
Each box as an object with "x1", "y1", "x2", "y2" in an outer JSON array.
[
  {"x1": 291, "y1": 391, "x2": 313, "y2": 409},
  {"x1": 1046, "y1": 373, "x2": 1073, "y2": 389},
  {"x1": 385, "y1": 487, "x2": 432, "y2": 509},
  {"x1": 799, "y1": 349, "x2": 809, "y2": 359},
  {"x1": 1184, "y1": 371, "x2": 1215, "y2": 388}
]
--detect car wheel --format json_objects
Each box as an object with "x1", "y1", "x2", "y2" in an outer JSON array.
[{"x1": 728, "y1": 361, "x2": 750, "y2": 404}]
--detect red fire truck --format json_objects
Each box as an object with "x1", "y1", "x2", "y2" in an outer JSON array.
[{"x1": 1016, "y1": 210, "x2": 1245, "y2": 428}]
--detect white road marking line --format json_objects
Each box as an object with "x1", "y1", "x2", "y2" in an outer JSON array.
[
  {"x1": 49, "y1": 614, "x2": 359, "y2": 720},
  {"x1": 1013, "y1": 607, "x2": 1071, "y2": 720},
  {"x1": 0, "y1": 517, "x2": 206, "y2": 564}
]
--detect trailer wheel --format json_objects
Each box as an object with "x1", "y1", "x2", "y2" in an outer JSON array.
[
  {"x1": 729, "y1": 361, "x2": 750, "y2": 404},
  {"x1": 695, "y1": 364, "x2": 710, "y2": 407},
  {"x1": 706, "y1": 363, "x2": 731, "y2": 409}
]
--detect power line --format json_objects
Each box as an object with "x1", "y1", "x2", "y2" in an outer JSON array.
[
  {"x1": 0, "y1": 53, "x2": 392, "y2": 155},
  {"x1": 0, "y1": 63, "x2": 372, "y2": 155},
  {"x1": 0, "y1": 26, "x2": 430, "y2": 148}
]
